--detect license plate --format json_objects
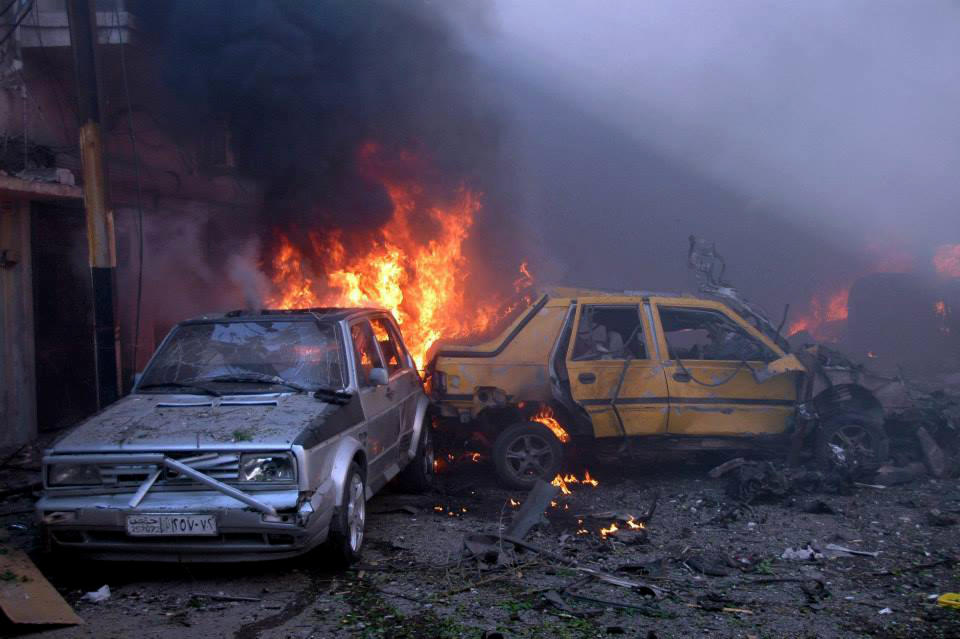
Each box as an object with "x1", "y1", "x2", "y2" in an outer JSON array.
[{"x1": 126, "y1": 514, "x2": 218, "y2": 537}]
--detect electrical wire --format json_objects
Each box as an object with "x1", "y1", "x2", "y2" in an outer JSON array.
[
  {"x1": 113, "y1": 6, "x2": 146, "y2": 380},
  {"x1": 0, "y1": 0, "x2": 18, "y2": 21},
  {"x1": 0, "y1": 0, "x2": 34, "y2": 48}
]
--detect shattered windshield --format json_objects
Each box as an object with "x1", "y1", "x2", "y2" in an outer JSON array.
[{"x1": 138, "y1": 320, "x2": 345, "y2": 392}]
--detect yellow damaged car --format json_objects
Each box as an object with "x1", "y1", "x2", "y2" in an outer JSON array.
[{"x1": 426, "y1": 241, "x2": 897, "y2": 488}]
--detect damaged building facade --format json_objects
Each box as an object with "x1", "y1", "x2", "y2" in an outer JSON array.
[{"x1": 0, "y1": 0, "x2": 259, "y2": 449}]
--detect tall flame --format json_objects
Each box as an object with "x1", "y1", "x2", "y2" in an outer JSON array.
[{"x1": 266, "y1": 144, "x2": 529, "y2": 368}]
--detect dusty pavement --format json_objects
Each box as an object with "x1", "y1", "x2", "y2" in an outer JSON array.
[{"x1": 2, "y1": 452, "x2": 959, "y2": 639}]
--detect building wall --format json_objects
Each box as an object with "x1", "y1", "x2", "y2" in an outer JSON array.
[{"x1": 0, "y1": 198, "x2": 36, "y2": 447}]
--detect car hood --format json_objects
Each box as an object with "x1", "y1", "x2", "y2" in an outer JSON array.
[{"x1": 51, "y1": 393, "x2": 344, "y2": 451}]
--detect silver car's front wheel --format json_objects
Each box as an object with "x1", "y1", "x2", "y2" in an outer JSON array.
[
  {"x1": 326, "y1": 461, "x2": 366, "y2": 568},
  {"x1": 346, "y1": 472, "x2": 365, "y2": 553}
]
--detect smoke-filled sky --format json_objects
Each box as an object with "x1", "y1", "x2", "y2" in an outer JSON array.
[
  {"x1": 436, "y1": 0, "x2": 960, "y2": 312},
  {"x1": 459, "y1": 0, "x2": 960, "y2": 283}
]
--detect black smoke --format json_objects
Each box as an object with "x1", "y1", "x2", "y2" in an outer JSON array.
[{"x1": 137, "y1": 0, "x2": 504, "y2": 234}]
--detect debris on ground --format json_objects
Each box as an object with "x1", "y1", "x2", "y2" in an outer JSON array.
[
  {"x1": 81, "y1": 585, "x2": 111, "y2": 603},
  {"x1": 0, "y1": 546, "x2": 83, "y2": 625}
]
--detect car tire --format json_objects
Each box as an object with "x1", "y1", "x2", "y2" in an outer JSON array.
[
  {"x1": 325, "y1": 462, "x2": 366, "y2": 568},
  {"x1": 815, "y1": 416, "x2": 889, "y2": 470},
  {"x1": 493, "y1": 421, "x2": 565, "y2": 490},
  {"x1": 396, "y1": 425, "x2": 435, "y2": 493}
]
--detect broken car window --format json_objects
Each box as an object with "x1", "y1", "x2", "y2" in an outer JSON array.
[
  {"x1": 572, "y1": 305, "x2": 646, "y2": 361},
  {"x1": 139, "y1": 320, "x2": 345, "y2": 391},
  {"x1": 658, "y1": 307, "x2": 776, "y2": 362},
  {"x1": 370, "y1": 317, "x2": 409, "y2": 374},
  {"x1": 351, "y1": 321, "x2": 385, "y2": 387}
]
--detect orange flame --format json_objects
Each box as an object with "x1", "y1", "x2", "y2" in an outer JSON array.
[
  {"x1": 625, "y1": 516, "x2": 644, "y2": 530},
  {"x1": 934, "y1": 244, "x2": 960, "y2": 278},
  {"x1": 266, "y1": 144, "x2": 533, "y2": 368},
  {"x1": 600, "y1": 523, "x2": 619, "y2": 539},
  {"x1": 788, "y1": 287, "x2": 849, "y2": 339},
  {"x1": 551, "y1": 471, "x2": 598, "y2": 495},
  {"x1": 551, "y1": 474, "x2": 573, "y2": 496},
  {"x1": 935, "y1": 300, "x2": 947, "y2": 317},
  {"x1": 531, "y1": 405, "x2": 571, "y2": 444}
]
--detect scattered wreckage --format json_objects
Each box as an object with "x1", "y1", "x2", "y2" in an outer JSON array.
[
  {"x1": 37, "y1": 308, "x2": 433, "y2": 563},
  {"x1": 427, "y1": 237, "x2": 921, "y2": 488}
]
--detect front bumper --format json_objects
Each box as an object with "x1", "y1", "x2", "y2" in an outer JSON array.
[{"x1": 36, "y1": 486, "x2": 336, "y2": 562}]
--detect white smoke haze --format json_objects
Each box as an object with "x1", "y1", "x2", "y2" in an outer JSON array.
[{"x1": 460, "y1": 0, "x2": 960, "y2": 267}]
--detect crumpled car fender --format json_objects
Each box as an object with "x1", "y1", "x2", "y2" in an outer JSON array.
[{"x1": 328, "y1": 435, "x2": 367, "y2": 507}]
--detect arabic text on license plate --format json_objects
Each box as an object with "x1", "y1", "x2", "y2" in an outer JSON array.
[{"x1": 126, "y1": 514, "x2": 218, "y2": 536}]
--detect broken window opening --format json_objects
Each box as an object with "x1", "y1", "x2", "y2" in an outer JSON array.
[
  {"x1": 351, "y1": 321, "x2": 385, "y2": 387},
  {"x1": 370, "y1": 317, "x2": 409, "y2": 375},
  {"x1": 572, "y1": 305, "x2": 646, "y2": 361},
  {"x1": 658, "y1": 307, "x2": 776, "y2": 363}
]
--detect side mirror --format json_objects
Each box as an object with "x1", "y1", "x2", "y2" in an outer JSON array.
[
  {"x1": 369, "y1": 367, "x2": 389, "y2": 387},
  {"x1": 752, "y1": 354, "x2": 806, "y2": 383}
]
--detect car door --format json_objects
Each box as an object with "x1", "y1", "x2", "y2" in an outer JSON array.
[
  {"x1": 564, "y1": 300, "x2": 669, "y2": 438},
  {"x1": 369, "y1": 316, "x2": 420, "y2": 469},
  {"x1": 651, "y1": 300, "x2": 797, "y2": 436},
  {"x1": 349, "y1": 319, "x2": 400, "y2": 489}
]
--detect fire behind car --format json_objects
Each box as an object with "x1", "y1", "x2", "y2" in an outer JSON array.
[{"x1": 37, "y1": 308, "x2": 433, "y2": 564}]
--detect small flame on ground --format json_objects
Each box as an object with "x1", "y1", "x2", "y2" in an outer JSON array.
[
  {"x1": 531, "y1": 405, "x2": 571, "y2": 444},
  {"x1": 551, "y1": 471, "x2": 599, "y2": 495},
  {"x1": 600, "y1": 523, "x2": 619, "y2": 539},
  {"x1": 625, "y1": 516, "x2": 645, "y2": 530},
  {"x1": 509, "y1": 498, "x2": 520, "y2": 508},
  {"x1": 470, "y1": 452, "x2": 482, "y2": 463}
]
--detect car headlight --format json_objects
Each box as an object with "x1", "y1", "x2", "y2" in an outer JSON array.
[
  {"x1": 48, "y1": 463, "x2": 102, "y2": 486},
  {"x1": 239, "y1": 453, "x2": 296, "y2": 482}
]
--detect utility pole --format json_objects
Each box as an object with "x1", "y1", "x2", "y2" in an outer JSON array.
[{"x1": 67, "y1": 0, "x2": 120, "y2": 408}]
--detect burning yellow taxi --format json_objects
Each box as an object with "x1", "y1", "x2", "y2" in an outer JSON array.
[{"x1": 427, "y1": 285, "x2": 892, "y2": 488}]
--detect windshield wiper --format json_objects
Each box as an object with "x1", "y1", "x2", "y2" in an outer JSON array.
[
  {"x1": 137, "y1": 382, "x2": 222, "y2": 397},
  {"x1": 313, "y1": 387, "x2": 353, "y2": 405},
  {"x1": 188, "y1": 373, "x2": 308, "y2": 393}
]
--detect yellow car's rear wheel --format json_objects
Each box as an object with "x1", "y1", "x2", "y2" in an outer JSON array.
[{"x1": 493, "y1": 421, "x2": 564, "y2": 489}]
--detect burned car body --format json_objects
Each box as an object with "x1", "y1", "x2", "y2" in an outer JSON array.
[
  {"x1": 37, "y1": 308, "x2": 432, "y2": 562},
  {"x1": 428, "y1": 240, "x2": 900, "y2": 488}
]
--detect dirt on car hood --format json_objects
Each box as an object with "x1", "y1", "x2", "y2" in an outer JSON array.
[{"x1": 51, "y1": 393, "x2": 339, "y2": 451}]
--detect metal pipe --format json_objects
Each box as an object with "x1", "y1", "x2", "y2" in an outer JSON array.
[
  {"x1": 67, "y1": 0, "x2": 120, "y2": 408},
  {"x1": 163, "y1": 458, "x2": 278, "y2": 517}
]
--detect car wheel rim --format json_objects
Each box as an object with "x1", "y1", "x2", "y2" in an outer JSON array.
[
  {"x1": 423, "y1": 431, "x2": 434, "y2": 477},
  {"x1": 504, "y1": 433, "x2": 555, "y2": 480},
  {"x1": 346, "y1": 474, "x2": 365, "y2": 553},
  {"x1": 829, "y1": 425, "x2": 875, "y2": 461}
]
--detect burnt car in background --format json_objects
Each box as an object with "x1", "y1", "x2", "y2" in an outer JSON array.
[{"x1": 37, "y1": 308, "x2": 433, "y2": 564}]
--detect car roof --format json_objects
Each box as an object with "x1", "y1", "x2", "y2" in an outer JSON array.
[
  {"x1": 180, "y1": 307, "x2": 388, "y2": 324},
  {"x1": 541, "y1": 286, "x2": 700, "y2": 301}
]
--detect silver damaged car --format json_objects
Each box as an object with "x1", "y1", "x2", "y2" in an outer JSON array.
[{"x1": 37, "y1": 307, "x2": 434, "y2": 564}]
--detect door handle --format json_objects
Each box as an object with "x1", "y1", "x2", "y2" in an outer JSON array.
[
  {"x1": 578, "y1": 372, "x2": 597, "y2": 384},
  {"x1": 673, "y1": 371, "x2": 691, "y2": 383},
  {"x1": 385, "y1": 386, "x2": 395, "y2": 399}
]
